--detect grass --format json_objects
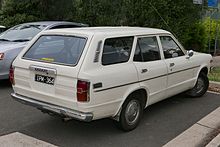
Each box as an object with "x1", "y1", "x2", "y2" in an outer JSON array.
[{"x1": 208, "y1": 67, "x2": 220, "y2": 82}]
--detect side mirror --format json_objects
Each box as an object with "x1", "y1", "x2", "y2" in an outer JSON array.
[{"x1": 186, "y1": 50, "x2": 194, "y2": 59}]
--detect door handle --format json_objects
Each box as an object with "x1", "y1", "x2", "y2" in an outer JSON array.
[
  {"x1": 141, "y1": 69, "x2": 148, "y2": 73},
  {"x1": 170, "y1": 63, "x2": 175, "y2": 67}
]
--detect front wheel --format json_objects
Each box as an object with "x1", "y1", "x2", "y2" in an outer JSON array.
[
  {"x1": 116, "y1": 96, "x2": 143, "y2": 131},
  {"x1": 187, "y1": 73, "x2": 209, "y2": 97}
]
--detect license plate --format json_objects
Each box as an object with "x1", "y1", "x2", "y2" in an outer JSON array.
[{"x1": 35, "y1": 74, "x2": 55, "y2": 85}]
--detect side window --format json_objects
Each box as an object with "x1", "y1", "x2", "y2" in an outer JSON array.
[
  {"x1": 134, "y1": 36, "x2": 161, "y2": 62},
  {"x1": 160, "y1": 36, "x2": 185, "y2": 59},
  {"x1": 102, "y1": 37, "x2": 134, "y2": 65}
]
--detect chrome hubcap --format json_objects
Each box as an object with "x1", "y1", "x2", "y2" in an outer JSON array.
[
  {"x1": 125, "y1": 100, "x2": 140, "y2": 125},
  {"x1": 196, "y1": 78, "x2": 204, "y2": 93}
]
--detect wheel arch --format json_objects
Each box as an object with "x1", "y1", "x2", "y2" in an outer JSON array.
[
  {"x1": 113, "y1": 86, "x2": 149, "y2": 120},
  {"x1": 187, "y1": 66, "x2": 210, "y2": 97},
  {"x1": 199, "y1": 66, "x2": 208, "y2": 76},
  {"x1": 192, "y1": 65, "x2": 209, "y2": 87}
]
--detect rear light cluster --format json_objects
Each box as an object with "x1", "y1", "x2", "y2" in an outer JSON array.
[
  {"x1": 77, "y1": 80, "x2": 90, "y2": 102},
  {"x1": 0, "y1": 53, "x2": 4, "y2": 60},
  {"x1": 9, "y1": 66, "x2": 15, "y2": 85}
]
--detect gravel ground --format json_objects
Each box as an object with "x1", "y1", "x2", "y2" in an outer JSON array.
[
  {"x1": 209, "y1": 82, "x2": 220, "y2": 93},
  {"x1": 211, "y1": 56, "x2": 220, "y2": 67},
  {"x1": 209, "y1": 56, "x2": 220, "y2": 93}
]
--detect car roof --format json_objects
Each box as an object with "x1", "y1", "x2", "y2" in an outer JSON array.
[
  {"x1": 18, "y1": 21, "x2": 88, "y2": 27},
  {"x1": 44, "y1": 27, "x2": 171, "y2": 36}
]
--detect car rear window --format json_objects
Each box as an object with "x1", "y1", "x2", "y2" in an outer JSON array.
[{"x1": 23, "y1": 35, "x2": 87, "y2": 66}]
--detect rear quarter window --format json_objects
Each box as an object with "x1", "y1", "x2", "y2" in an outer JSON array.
[{"x1": 23, "y1": 35, "x2": 87, "y2": 66}]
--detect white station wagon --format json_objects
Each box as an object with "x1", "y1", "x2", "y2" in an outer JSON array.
[{"x1": 11, "y1": 27, "x2": 212, "y2": 131}]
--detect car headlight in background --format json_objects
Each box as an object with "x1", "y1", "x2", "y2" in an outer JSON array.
[{"x1": 0, "y1": 53, "x2": 4, "y2": 60}]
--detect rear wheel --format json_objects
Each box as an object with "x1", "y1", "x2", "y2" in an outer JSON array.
[
  {"x1": 116, "y1": 95, "x2": 143, "y2": 131},
  {"x1": 187, "y1": 73, "x2": 209, "y2": 97}
]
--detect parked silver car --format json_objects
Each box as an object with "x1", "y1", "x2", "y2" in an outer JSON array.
[{"x1": 0, "y1": 21, "x2": 87, "y2": 79}]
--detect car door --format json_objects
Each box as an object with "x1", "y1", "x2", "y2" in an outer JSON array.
[
  {"x1": 133, "y1": 36, "x2": 168, "y2": 105},
  {"x1": 159, "y1": 35, "x2": 197, "y2": 97}
]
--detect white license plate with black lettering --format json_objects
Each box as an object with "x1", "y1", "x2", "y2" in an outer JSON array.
[{"x1": 35, "y1": 74, "x2": 55, "y2": 85}]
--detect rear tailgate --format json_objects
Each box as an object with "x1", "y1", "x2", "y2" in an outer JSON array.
[
  {"x1": 12, "y1": 34, "x2": 89, "y2": 110},
  {"x1": 13, "y1": 61, "x2": 79, "y2": 109}
]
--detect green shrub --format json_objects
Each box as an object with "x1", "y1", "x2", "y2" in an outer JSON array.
[
  {"x1": 209, "y1": 67, "x2": 220, "y2": 82},
  {"x1": 183, "y1": 22, "x2": 208, "y2": 52}
]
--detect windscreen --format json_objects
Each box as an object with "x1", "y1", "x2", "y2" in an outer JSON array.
[
  {"x1": 0, "y1": 24, "x2": 46, "y2": 42},
  {"x1": 23, "y1": 35, "x2": 87, "y2": 66}
]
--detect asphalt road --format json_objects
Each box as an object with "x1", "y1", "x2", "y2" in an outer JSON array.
[{"x1": 0, "y1": 79, "x2": 220, "y2": 147}]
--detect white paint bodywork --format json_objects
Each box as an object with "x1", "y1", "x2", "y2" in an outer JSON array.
[{"x1": 12, "y1": 27, "x2": 212, "y2": 120}]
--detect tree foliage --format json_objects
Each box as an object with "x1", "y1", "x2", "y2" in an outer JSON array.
[
  {"x1": 202, "y1": 17, "x2": 220, "y2": 53},
  {"x1": 184, "y1": 21, "x2": 208, "y2": 52},
  {"x1": 74, "y1": 0, "x2": 203, "y2": 45},
  {"x1": 0, "y1": 0, "x2": 206, "y2": 51},
  {"x1": 0, "y1": 0, "x2": 78, "y2": 26}
]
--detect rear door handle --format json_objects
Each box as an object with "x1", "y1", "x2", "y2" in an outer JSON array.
[
  {"x1": 170, "y1": 63, "x2": 175, "y2": 67},
  {"x1": 141, "y1": 69, "x2": 148, "y2": 73}
]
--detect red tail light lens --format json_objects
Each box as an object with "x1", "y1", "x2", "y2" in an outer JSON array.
[
  {"x1": 77, "y1": 80, "x2": 90, "y2": 102},
  {"x1": 9, "y1": 66, "x2": 15, "y2": 85}
]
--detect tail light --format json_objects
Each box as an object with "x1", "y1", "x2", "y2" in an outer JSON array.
[
  {"x1": 9, "y1": 66, "x2": 15, "y2": 85},
  {"x1": 0, "y1": 53, "x2": 4, "y2": 60},
  {"x1": 77, "y1": 80, "x2": 90, "y2": 102}
]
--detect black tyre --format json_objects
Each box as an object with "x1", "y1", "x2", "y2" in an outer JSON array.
[
  {"x1": 116, "y1": 95, "x2": 143, "y2": 131},
  {"x1": 187, "y1": 73, "x2": 209, "y2": 97}
]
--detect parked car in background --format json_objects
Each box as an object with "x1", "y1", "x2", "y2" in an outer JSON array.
[
  {"x1": 0, "y1": 25, "x2": 6, "y2": 33},
  {"x1": 0, "y1": 21, "x2": 88, "y2": 80},
  {"x1": 11, "y1": 27, "x2": 212, "y2": 131}
]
